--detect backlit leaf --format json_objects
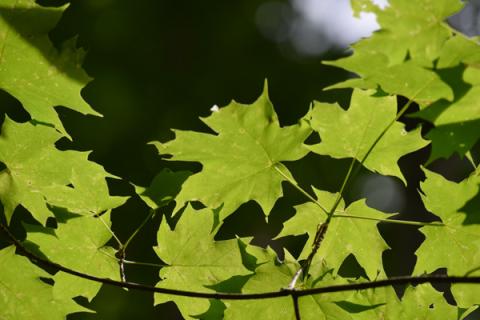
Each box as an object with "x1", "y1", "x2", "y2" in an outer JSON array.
[
  {"x1": 154, "y1": 205, "x2": 250, "y2": 318},
  {"x1": 0, "y1": 0, "x2": 100, "y2": 135},
  {"x1": 308, "y1": 89, "x2": 428, "y2": 184},
  {"x1": 153, "y1": 84, "x2": 311, "y2": 217},
  {"x1": 0, "y1": 118, "x2": 126, "y2": 224}
]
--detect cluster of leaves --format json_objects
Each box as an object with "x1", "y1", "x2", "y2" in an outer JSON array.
[{"x1": 1, "y1": 0, "x2": 480, "y2": 319}]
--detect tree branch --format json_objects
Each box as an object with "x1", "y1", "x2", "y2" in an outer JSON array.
[{"x1": 2, "y1": 221, "x2": 480, "y2": 301}]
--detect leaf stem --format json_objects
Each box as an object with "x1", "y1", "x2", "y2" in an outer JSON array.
[
  {"x1": 273, "y1": 164, "x2": 328, "y2": 214},
  {"x1": 122, "y1": 259, "x2": 168, "y2": 268},
  {"x1": 332, "y1": 214, "x2": 444, "y2": 227},
  {"x1": 123, "y1": 209, "x2": 156, "y2": 251},
  {"x1": 97, "y1": 214, "x2": 123, "y2": 248}
]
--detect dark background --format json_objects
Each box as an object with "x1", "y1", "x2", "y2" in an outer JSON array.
[{"x1": 0, "y1": 0, "x2": 478, "y2": 319}]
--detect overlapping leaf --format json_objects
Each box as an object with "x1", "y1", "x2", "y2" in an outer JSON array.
[
  {"x1": 154, "y1": 205, "x2": 251, "y2": 318},
  {"x1": 135, "y1": 168, "x2": 191, "y2": 210},
  {"x1": 326, "y1": 0, "x2": 462, "y2": 105},
  {"x1": 308, "y1": 89, "x2": 428, "y2": 183},
  {"x1": 278, "y1": 188, "x2": 389, "y2": 280},
  {"x1": 0, "y1": 0, "x2": 100, "y2": 135},
  {"x1": 0, "y1": 118, "x2": 127, "y2": 224},
  {"x1": 224, "y1": 247, "x2": 359, "y2": 320},
  {"x1": 24, "y1": 212, "x2": 119, "y2": 301},
  {"x1": 0, "y1": 246, "x2": 88, "y2": 319},
  {"x1": 225, "y1": 247, "x2": 388, "y2": 320},
  {"x1": 153, "y1": 85, "x2": 311, "y2": 217},
  {"x1": 414, "y1": 36, "x2": 480, "y2": 160},
  {"x1": 414, "y1": 169, "x2": 480, "y2": 307},
  {"x1": 353, "y1": 0, "x2": 463, "y2": 65}
]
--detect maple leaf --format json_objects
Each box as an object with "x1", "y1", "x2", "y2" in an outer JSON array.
[
  {"x1": 307, "y1": 89, "x2": 428, "y2": 184},
  {"x1": 154, "y1": 205, "x2": 251, "y2": 318},
  {"x1": 0, "y1": 246, "x2": 89, "y2": 319},
  {"x1": 0, "y1": 0, "x2": 100, "y2": 135},
  {"x1": 328, "y1": 0, "x2": 463, "y2": 106},
  {"x1": 0, "y1": 118, "x2": 126, "y2": 224},
  {"x1": 25, "y1": 211, "x2": 119, "y2": 301},
  {"x1": 153, "y1": 84, "x2": 311, "y2": 217},
  {"x1": 414, "y1": 169, "x2": 480, "y2": 307},
  {"x1": 135, "y1": 168, "x2": 191, "y2": 210},
  {"x1": 414, "y1": 36, "x2": 480, "y2": 161},
  {"x1": 278, "y1": 188, "x2": 389, "y2": 280}
]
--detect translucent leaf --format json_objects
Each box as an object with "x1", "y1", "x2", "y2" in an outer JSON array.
[
  {"x1": 0, "y1": 118, "x2": 127, "y2": 224},
  {"x1": 154, "y1": 205, "x2": 251, "y2": 318},
  {"x1": 329, "y1": 0, "x2": 463, "y2": 105},
  {"x1": 278, "y1": 188, "x2": 389, "y2": 280},
  {"x1": 153, "y1": 84, "x2": 311, "y2": 217},
  {"x1": 351, "y1": 0, "x2": 463, "y2": 64},
  {"x1": 0, "y1": 0, "x2": 100, "y2": 135},
  {"x1": 225, "y1": 247, "x2": 385, "y2": 320},
  {"x1": 385, "y1": 284, "x2": 457, "y2": 319},
  {"x1": 436, "y1": 36, "x2": 480, "y2": 69},
  {"x1": 308, "y1": 89, "x2": 429, "y2": 184},
  {"x1": 414, "y1": 169, "x2": 480, "y2": 307},
  {"x1": 414, "y1": 36, "x2": 480, "y2": 160},
  {"x1": 0, "y1": 246, "x2": 88, "y2": 319},
  {"x1": 25, "y1": 211, "x2": 119, "y2": 301},
  {"x1": 134, "y1": 168, "x2": 191, "y2": 210}
]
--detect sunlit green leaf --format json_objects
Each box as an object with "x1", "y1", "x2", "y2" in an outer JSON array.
[
  {"x1": 414, "y1": 169, "x2": 480, "y2": 307},
  {"x1": 308, "y1": 89, "x2": 428, "y2": 184},
  {"x1": 0, "y1": 246, "x2": 88, "y2": 319},
  {"x1": 154, "y1": 205, "x2": 250, "y2": 318},
  {"x1": 0, "y1": 118, "x2": 126, "y2": 224},
  {"x1": 153, "y1": 84, "x2": 311, "y2": 217},
  {"x1": 25, "y1": 211, "x2": 119, "y2": 301},
  {"x1": 278, "y1": 188, "x2": 389, "y2": 280},
  {"x1": 135, "y1": 168, "x2": 191, "y2": 210},
  {"x1": 0, "y1": 0, "x2": 100, "y2": 135}
]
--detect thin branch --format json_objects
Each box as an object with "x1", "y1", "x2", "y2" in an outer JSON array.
[
  {"x1": 97, "y1": 214, "x2": 123, "y2": 248},
  {"x1": 123, "y1": 259, "x2": 168, "y2": 268},
  {"x1": 123, "y1": 209, "x2": 156, "y2": 251},
  {"x1": 292, "y1": 295, "x2": 302, "y2": 320},
  {"x1": 2, "y1": 221, "x2": 480, "y2": 300},
  {"x1": 274, "y1": 165, "x2": 328, "y2": 214},
  {"x1": 332, "y1": 214, "x2": 445, "y2": 227}
]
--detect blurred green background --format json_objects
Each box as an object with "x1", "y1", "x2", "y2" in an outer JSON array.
[{"x1": 1, "y1": 0, "x2": 478, "y2": 319}]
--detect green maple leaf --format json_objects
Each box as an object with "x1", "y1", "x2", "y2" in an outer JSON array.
[
  {"x1": 153, "y1": 84, "x2": 311, "y2": 217},
  {"x1": 308, "y1": 89, "x2": 429, "y2": 184},
  {"x1": 414, "y1": 36, "x2": 480, "y2": 160},
  {"x1": 225, "y1": 247, "x2": 385, "y2": 320},
  {"x1": 326, "y1": 51, "x2": 453, "y2": 106},
  {"x1": 135, "y1": 168, "x2": 191, "y2": 210},
  {"x1": 154, "y1": 205, "x2": 251, "y2": 318},
  {"x1": 223, "y1": 248, "x2": 299, "y2": 320},
  {"x1": 24, "y1": 211, "x2": 119, "y2": 301},
  {"x1": 0, "y1": 0, "x2": 100, "y2": 135},
  {"x1": 435, "y1": 36, "x2": 480, "y2": 69},
  {"x1": 0, "y1": 118, "x2": 127, "y2": 224},
  {"x1": 278, "y1": 188, "x2": 389, "y2": 280},
  {"x1": 414, "y1": 169, "x2": 480, "y2": 307},
  {"x1": 385, "y1": 284, "x2": 458, "y2": 319},
  {"x1": 0, "y1": 246, "x2": 88, "y2": 319},
  {"x1": 328, "y1": 0, "x2": 462, "y2": 106},
  {"x1": 354, "y1": 0, "x2": 463, "y2": 65}
]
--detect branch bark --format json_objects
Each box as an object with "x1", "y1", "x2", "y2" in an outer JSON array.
[{"x1": 2, "y1": 221, "x2": 480, "y2": 301}]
